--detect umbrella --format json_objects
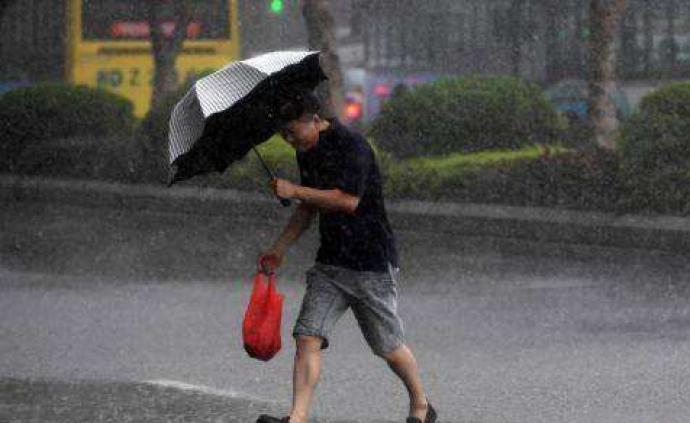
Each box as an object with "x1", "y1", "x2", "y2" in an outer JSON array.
[{"x1": 166, "y1": 50, "x2": 327, "y2": 199}]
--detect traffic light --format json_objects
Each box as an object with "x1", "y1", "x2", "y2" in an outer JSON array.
[
  {"x1": 343, "y1": 89, "x2": 364, "y2": 124},
  {"x1": 344, "y1": 100, "x2": 363, "y2": 121},
  {"x1": 269, "y1": 0, "x2": 284, "y2": 14}
]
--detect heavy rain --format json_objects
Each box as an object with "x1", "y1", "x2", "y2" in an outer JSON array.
[{"x1": 1, "y1": 1, "x2": 689, "y2": 422}]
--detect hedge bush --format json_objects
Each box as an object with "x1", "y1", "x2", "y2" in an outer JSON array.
[
  {"x1": 380, "y1": 145, "x2": 622, "y2": 212},
  {"x1": 618, "y1": 82, "x2": 690, "y2": 214},
  {"x1": 0, "y1": 84, "x2": 136, "y2": 170},
  {"x1": 370, "y1": 75, "x2": 565, "y2": 159}
]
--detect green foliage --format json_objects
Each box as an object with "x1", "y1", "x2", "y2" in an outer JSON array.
[
  {"x1": 0, "y1": 84, "x2": 136, "y2": 170},
  {"x1": 618, "y1": 82, "x2": 690, "y2": 214},
  {"x1": 202, "y1": 135, "x2": 299, "y2": 192},
  {"x1": 410, "y1": 145, "x2": 568, "y2": 176},
  {"x1": 380, "y1": 145, "x2": 623, "y2": 212},
  {"x1": 370, "y1": 75, "x2": 564, "y2": 159},
  {"x1": 381, "y1": 144, "x2": 574, "y2": 202}
]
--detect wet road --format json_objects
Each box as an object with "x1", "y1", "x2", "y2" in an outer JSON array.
[{"x1": 1, "y1": 200, "x2": 690, "y2": 423}]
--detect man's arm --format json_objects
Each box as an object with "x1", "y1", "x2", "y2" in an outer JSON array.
[
  {"x1": 294, "y1": 186, "x2": 360, "y2": 215},
  {"x1": 269, "y1": 202, "x2": 318, "y2": 256},
  {"x1": 272, "y1": 179, "x2": 360, "y2": 215}
]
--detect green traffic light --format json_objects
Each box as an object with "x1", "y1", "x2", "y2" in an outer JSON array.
[{"x1": 270, "y1": 0, "x2": 284, "y2": 14}]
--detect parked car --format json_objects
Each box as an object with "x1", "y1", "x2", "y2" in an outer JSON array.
[{"x1": 544, "y1": 79, "x2": 632, "y2": 124}]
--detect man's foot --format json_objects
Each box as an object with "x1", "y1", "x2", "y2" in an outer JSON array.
[
  {"x1": 256, "y1": 415, "x2": 290, "y2": 423},
  {"x1": 256, "y1": 414, "x2": 308, "y2": 423},
  {"x1": 406, "y1": 401, "x2": 437, "y2": 423}
]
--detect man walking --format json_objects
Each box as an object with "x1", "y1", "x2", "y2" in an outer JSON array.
[{"x1": 257, "y1": 89, "x2": 437, "y2": 423}]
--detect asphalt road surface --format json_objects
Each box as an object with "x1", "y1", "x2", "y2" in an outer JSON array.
[{"x1": 1, "y1": 200, "x2": 689, "y2": 423}]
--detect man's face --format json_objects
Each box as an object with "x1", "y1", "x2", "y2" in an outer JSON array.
[{"x1": 279, "y1": 114, "x2": 319, "y2": 152}]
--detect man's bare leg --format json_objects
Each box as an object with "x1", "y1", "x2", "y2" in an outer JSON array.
[
  {"x1": 383, "y1": 344, "x2": 429, "y2": 420},
  {"x1": 289, "y1": 335, "x2": 323, "y2": 423}
]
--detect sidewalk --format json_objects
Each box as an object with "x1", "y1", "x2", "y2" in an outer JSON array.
[{"x1": 2, "y1": 174, "x2": 689, "y2": 254}]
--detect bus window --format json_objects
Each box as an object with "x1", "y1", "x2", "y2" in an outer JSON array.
[{"x1": 81, "y1": 0, "x2": 231, "y2": 41}]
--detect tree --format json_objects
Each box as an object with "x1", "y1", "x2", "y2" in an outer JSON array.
[
  {"x1": 509, "y1": 0, "x2": 525, "y2": 76},
  {"x1": 536, "y1": 0, "x2": 568, "y2": 82},
  {"x1": 619, "y1": 2, "x2": 638, "y2": 78},
  {"x1": 587, "y1": 0, "x2": 627, "y2": 149},
  {"x1": 301, "y1": 0, "x2": 343, "y2": 119},
  {"x1": 147, "y1": 1, "x2": 193, "y2": 110},
  {"x1": 642, "y1": 0, "x2": 654, "y2": 74},
  {"x1": 661, "y1": 0, "x2": 679, "y2": 74}
]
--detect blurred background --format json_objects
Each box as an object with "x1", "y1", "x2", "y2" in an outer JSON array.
[
  {"x1": 1, "y1": 0, "x2": 688, "y2": 215},
  {"x1": 1, "y1": 1, "x2": 689, "y2": 216}
]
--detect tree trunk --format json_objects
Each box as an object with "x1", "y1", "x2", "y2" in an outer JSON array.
[
  {"x1": 619, "y1": 3, "x2": 637, "y2": 79},
  {"x1": 301, "y1": 0, "x2": 343, "y2": 120},
  {"x1": 642, "y1": 0, "x2": 653, "y2": 74},
  {"x1": 587, "y1": 0, "x2": 627, "y2": 149},
  {"x1": 148, "y1": 1, "x2": 192, "y2": 111},
  {"x1": 663, "y1": 0, "x2": 678, "y2": 74},
  {"x1": 509, "y1": 0, "x2": 523, "y2": 76},
  {"x1": 543, "y1": 2, "x2": 560, "y2": 82}
]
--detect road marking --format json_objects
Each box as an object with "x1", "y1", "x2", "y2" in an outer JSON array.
[{"x1": 143, "y1": 379, "x2": 281, "y2": 405}]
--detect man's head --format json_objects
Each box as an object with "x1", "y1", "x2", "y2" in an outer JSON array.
[{"x1": 276, "y1": 89, "x2": 324, "y2": 152}]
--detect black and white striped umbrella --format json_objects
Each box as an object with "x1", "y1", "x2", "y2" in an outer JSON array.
[{"x1": 167, "y1": 50, "x2": 326, "y2": 187}]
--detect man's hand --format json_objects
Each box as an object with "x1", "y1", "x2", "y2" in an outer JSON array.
[
  {"x1": 271, "y1": 179, "x2": 359, "y2": 215},
  {"x1": 271, "y1": 178, "x2": 299, "y2": 199},
  {"x1": 257, "y1": 249, "x2": 285, "y2": 274}
]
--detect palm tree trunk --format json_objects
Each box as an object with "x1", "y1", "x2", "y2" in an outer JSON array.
[
  {"x1": 301, "y1": 0, "x2": 343, "y2": 120},
  {"x1": 588, "y1": 0, "x2": 627, "y2": 149}
]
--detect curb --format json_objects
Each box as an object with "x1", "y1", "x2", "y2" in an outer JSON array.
[{"x1": 2, "y1": 174, "x2": 689, "y2": 254}]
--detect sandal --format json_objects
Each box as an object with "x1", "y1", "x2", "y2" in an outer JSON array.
[
  {"x1": 405, "y1": 401, "x2": 437, "y2": 423},
  {"x1": 256, "y1": 415, "x2": 291, "y2": 423}
]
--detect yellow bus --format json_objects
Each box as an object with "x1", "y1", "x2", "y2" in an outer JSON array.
[{"x1": 66, "y1": 0, "x2": 240, "y2": 117}]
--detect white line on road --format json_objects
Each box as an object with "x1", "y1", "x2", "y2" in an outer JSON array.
[{"x1": 143, "y1": 379, "x2": 282, "y2": 405}]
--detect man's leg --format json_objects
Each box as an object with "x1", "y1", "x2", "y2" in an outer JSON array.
[
  {"x1": 289, "y1": 335, "x2": 323, "y2": 423},
  {"x1": 383, "y1": 344, "x2": 429, "y2": 420}
]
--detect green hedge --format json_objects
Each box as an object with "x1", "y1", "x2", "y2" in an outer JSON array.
[
  {"x1": 618, "y1": 82, "x2": 690, "y2": 214},
  {"x1": 0, "y1": 84, "x2": 136, "y2": 171},
  {"x1": 370, "y1": 75, "x2": 565, "y2": 159},
  {"x1": 381, "y1": 145, "x2": 621, "y2": 211}
]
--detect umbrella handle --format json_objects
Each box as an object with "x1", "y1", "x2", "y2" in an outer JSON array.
[{"x1": 253, "y1": 148, "x2": 291, "y2": 208}]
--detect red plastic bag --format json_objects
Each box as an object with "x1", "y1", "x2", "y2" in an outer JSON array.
[{"x1": 242, "y1": 271, "x2": 284, "y2": 361}]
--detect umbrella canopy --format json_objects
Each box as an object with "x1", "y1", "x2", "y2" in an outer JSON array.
[{"x1": 167, "y1": 50, "x2": 326, "y2": 186}]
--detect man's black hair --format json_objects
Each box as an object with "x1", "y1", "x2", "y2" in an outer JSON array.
[{"x1": 275, "y1": 88, "x2": 321, "y2": 124}]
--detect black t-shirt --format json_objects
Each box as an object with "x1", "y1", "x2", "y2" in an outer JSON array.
[{"x1": 296, "y1": 119, "x2": 399, "y2": 272}]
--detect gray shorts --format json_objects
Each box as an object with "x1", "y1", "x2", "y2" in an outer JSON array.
[{"x1": 292, "y1": 262, "x2": 405, "y2": 356}]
